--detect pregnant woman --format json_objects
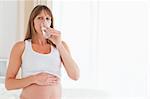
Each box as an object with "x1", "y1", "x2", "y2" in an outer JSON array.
[{"x1": 5, "y1": 5, "x2": 80, "y2": 99}]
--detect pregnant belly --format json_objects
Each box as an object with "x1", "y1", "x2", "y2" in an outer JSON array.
[{"x1": 20, "y1": 83, "x2": 61, "y2": 99}]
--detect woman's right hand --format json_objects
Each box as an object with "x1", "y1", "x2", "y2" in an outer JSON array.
[{"x1": 33, "y1": 72, "x2": 59, "y2": 86}]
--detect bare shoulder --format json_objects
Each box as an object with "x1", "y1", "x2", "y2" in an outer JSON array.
[
  {"x1": 13, "y1": 41, "x2": 24, "y2": 50},
  {"x1": 14, "y1": 41, "x2": 24, "y2": 47},
  {"x1": 11, "y1": 41, "x2": 25, "y2": 55}
]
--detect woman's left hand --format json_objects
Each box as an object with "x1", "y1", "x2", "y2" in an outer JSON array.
[{"x1": 45, "y1": 27, "x2": 62, "y2": 47}]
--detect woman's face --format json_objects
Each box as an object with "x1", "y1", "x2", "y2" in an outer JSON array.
[{"x1": 34, "y1": 10, "x2": 51, "y2": 34}]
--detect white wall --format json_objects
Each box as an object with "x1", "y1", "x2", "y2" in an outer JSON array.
[
  {"x1": 98, "y1": 1, "x2": 147, "y2": 97},
  {"x1": 0, "y1": 1, "x2": 18, "y2": 58}
]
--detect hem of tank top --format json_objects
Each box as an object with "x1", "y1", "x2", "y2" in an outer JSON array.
[{"x1": 22, "y1": 71, "x2": 61, "y2": 79}]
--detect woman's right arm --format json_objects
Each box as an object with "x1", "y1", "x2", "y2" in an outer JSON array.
[
  {"x1": 5, "y1": 41, "x2": 35, "y2": 90},
  {"x1": 5, "y1": 41, "x2": 59, "y2": 90}
]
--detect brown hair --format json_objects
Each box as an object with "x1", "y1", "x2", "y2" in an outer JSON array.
[{"x1": 24, "y1": 5, "x2": 55, "y2": 47}]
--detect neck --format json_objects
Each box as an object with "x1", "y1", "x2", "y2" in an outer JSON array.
[{"x1": 32, "y1": 34, "x2": 47, "y2": 46}]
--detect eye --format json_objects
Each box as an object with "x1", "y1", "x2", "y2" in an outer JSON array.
[
  {"x1": 46, "y1": 17, "x2": 50, "y2": 20},
  {"x1": 37, "y1": 17, "x2": 42, "y2": 20}
]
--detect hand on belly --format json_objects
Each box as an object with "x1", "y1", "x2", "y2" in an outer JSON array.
[
  {"x1": 21, "y1": 73, "x2": 61, "y2": 99},
  {"x1": 33, "y1": 72, "x2": 60, "y2": 86}
]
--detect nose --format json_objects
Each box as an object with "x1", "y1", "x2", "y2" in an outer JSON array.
[{"x1": 41, "y1": 18, "x2": 47, "y2": 23}]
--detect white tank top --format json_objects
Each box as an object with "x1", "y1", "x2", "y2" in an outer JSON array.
[{"x1": 21, "y1": 40, "x2": 61, "y2": 78}]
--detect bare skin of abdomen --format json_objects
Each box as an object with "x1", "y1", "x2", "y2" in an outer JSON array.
[{"x1": 20, "y1": 83, "x2": 61, "y2": 99}]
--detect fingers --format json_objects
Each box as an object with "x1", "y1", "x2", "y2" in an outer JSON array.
[
  {"x1": 45, "y1": 27, "x2": 61, "y2": 36},
  {"x1": 44, "y1": 77, "x2": 59, "y2": 86},
  {"x1": 35, "y1": 72, "x2": 60, "y2": 86}
]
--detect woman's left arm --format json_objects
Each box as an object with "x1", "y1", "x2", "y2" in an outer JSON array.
[
  {"x1": 47, "y1": 28, "x2": 80, "y2": 80},
  {"x1": 57, "y1": 41, "x2": 80, "y2": 80}
]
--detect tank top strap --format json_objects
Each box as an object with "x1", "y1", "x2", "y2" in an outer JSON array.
[{"x1": 24, "y1": 39, "x2": 32, "y2": 51}]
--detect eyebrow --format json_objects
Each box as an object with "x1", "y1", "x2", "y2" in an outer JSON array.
[{"x1": 37, "y1": 15, "x2": 51, "y2": 18}]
